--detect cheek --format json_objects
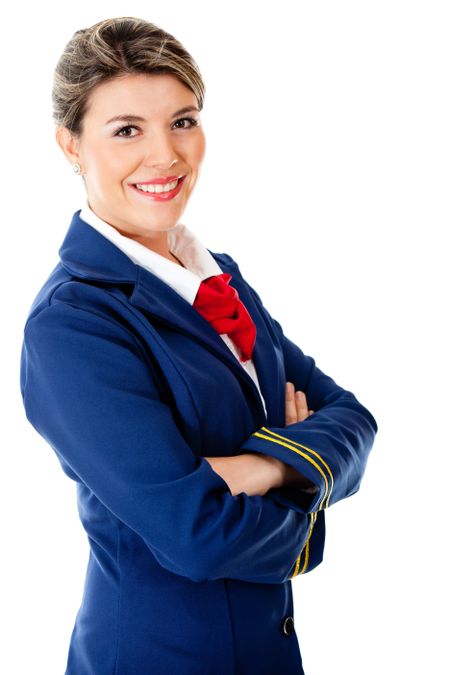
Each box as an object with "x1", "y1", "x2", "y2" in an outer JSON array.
[
  {"x1": 188, "y1": 133, "x2": 206, "y2": 168},
  {"x1": 109, "y1": 153, "x2": 134, "y2": 179},
  {"x1": 91, "y1": 143, "x2": 134, "y2": 180},
  {"x1": 196, "y1": 136, "x2": 206, "y2": 164}
]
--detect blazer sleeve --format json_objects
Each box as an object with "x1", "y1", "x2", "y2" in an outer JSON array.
[
  {"x1": 232, "y1": 263, "x2": 379, "y2": 516},
  {"x1": 20, "y1": 294, "x2": 318, "y2": 585}
]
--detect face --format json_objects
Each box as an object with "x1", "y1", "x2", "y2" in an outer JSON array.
[{"x1": 56, "y1": 73, "x2": 206, "y2": 255}]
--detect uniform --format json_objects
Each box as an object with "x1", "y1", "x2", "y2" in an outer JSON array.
[{"x1": 19, "y1": 207, "x2": 378, "y2": 674}]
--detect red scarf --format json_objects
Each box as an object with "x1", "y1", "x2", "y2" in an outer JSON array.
[{"x1": 193, "y1": 273, "x2": 256, "y2": 362}]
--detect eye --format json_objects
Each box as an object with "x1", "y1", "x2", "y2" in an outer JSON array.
[
  {"x1": 173, "y1": 116, "x2": 200, "y2": 130},
  {"x1": 113, "y1": 117, "x2": 200, "y2": 138},
  {"x1": 114, "y1": 125, "x2": 140, "y2": 138}
]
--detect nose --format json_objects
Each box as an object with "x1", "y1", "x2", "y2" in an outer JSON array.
[{"x1": 142, "y1": 129, "x2": 179, "y2": 171}]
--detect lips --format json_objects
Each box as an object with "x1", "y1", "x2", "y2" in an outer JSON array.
[{"x1": 129, "y1": 175, "x2": 186, "y2": 201}]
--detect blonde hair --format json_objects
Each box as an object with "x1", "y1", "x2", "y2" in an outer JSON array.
[{"x1": 52, "y1": 16, "x2": 205, "y2": 136}]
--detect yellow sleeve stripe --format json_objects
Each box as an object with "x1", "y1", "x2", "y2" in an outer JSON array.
[
  {"x1": 260, "y1": 427, "x2": 334, "y2": 506},
  {"x1": 251, "y1": 427, "x2": 334, "y2": 509},
  {"x1": 290, "y1": 553, "x2": 302, "y2": 578},
  {"x1": 252, "y1": 430, "x2": 329, "y2": 510},
  {"x1": 290, "y1": 511, "x2": 318, "y2": 578}
]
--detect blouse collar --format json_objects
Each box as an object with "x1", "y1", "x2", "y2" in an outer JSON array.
[{"x1": 78, "y1": 199, "x2": 223, "y2": 306}]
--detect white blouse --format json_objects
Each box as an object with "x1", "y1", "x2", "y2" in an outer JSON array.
[{"x1": 79, "y1": 200, "x2": 268, "y2": 419}]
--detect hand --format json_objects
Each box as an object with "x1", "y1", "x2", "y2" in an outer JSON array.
[
  {"x1": 285, "y1": 381, "x2": 314, "y2": 426},
  {"x1": 280, "y1": 381, "x2": 316, "y2": 489},
  {"x1": 203, "y1": 453, "x2": 281, "y2": 497},
  {"x1": 203, "y1": 384, "x2": 316, "y2": 497}
]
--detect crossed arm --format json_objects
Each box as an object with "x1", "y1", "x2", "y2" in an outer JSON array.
[{"x1": 204, "y1": 381, "x2": 315, "y2": 496}]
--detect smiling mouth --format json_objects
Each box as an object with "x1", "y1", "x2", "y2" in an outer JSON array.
[
  {"x1": 129, "y1": 175, "x2": 186, "y2": 201},
  {"x1": 133, "y1": 176, "x2": 183, "y2": 193}
]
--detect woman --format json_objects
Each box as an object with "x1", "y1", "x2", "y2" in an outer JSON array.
[{"x1": 19, "y1": 16, "x2": 378, "y2": 675}]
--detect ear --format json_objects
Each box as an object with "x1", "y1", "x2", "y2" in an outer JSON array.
[{"x1": 55, "y1": 126, "x2": 81, "y2": 166}]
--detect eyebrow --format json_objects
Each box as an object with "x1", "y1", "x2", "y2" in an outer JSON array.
[{"x1": 105, "y1": 106, "x2": 200, "y2": 125}]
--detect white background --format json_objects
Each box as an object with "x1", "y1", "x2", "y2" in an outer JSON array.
[{"x1": 2, "y1": 2, "x2": 448, "y2": 673}]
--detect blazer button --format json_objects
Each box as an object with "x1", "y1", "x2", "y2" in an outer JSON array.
[{"x1": 281, "y1": 615, "x2": 294, "y2": 636}]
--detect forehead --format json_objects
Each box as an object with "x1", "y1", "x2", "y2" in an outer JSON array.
[{"x1": 85, "y1": 73, "x2": 196, "y2": 119}]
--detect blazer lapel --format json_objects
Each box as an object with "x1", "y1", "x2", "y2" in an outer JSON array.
[
  {"x1": 59, "y1": 210, "x2": 283, "y2": 424},
  {"x1": 216, "y1": 266, "x2": 285, "y2": 426}
]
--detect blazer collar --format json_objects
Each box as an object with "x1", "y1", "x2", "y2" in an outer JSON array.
[
  {"x1": 59, "y1": 209, "x2": 138, "y2": 284},
  {"x1": 59, "y1": 210, "x2": 283, "y2": 425}
]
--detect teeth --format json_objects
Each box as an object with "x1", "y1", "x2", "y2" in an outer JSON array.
[{"x1": 135, "y1": 178, "x2": 179, "y2": 193}]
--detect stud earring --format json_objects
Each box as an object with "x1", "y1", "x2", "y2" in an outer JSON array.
[{"x1": 72, "y1": 163, "x2": 81, "y2": 174}]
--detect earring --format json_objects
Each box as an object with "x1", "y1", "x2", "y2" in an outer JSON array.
[{"x1": 72, "y1": 163, "x2": 81, "y2": 174}]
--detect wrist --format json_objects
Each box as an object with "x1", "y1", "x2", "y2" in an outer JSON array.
[
  {"x1": 263, "y1": 455, "x2": 316, "y2": 490},
  {"x1": 261, "y1": 455, "x2": 288, "y2": 490}
]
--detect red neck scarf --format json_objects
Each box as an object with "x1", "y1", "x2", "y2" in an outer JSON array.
[{"x1": 192, "y1": 273, "x2": 256, "y2": 362}]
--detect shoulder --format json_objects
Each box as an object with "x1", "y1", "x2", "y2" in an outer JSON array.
[
  {"x1": 22, "y1": 271, "x2": 144, "y2": 368},
  {"x1": 20, "y1": 280, "x2": 153, "y2": 401},
  {"x1": 24, "y1": 262, "x2": 133, "y2": 328}
]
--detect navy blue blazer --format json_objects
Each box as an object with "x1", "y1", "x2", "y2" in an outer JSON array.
[{"x1": 19, "y1": 209, "x2": 378, "y2": 675}]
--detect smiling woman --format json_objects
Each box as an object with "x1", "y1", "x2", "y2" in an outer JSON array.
[
  {"x1": 55, "y1": 71, "x2": 206, "y2": 258},
  {"x1": 20, "y1": 15, "x2": 377, "y2": 675}
]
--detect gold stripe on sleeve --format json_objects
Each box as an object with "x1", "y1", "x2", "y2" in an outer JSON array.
[
  {"x1": 251, "y1": 427, "x2": 334, "y2": 509},
  {"x1": 290, "y1": 511, "x2": 318, "y2": 578}
]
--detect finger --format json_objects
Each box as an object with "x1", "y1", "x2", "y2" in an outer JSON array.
[
  {"x1": 295, "y1": 390, "x2": 310, "y2": 422},
  {"x1": 285, "y1": 382, "x2": 298, "y2": 425}
]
